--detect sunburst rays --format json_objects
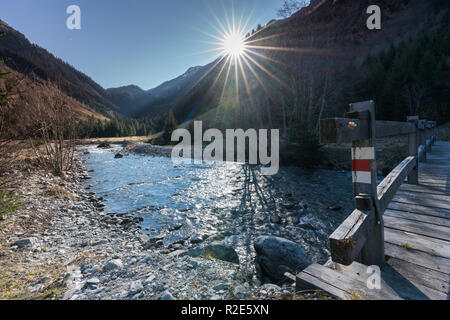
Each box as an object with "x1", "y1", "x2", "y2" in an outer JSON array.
[{"x1": 182, "y1": 3, "x2": 305, "y2": 126}]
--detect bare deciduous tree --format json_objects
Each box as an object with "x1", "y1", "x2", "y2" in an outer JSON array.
[{"x1": 29, "y1": 81, "x2": 77, "y2": 177}]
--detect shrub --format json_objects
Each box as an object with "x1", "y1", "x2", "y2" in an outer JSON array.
[
  {"x1": 289, "y1": 122, "x2": 325, "y2": 167},
  {"x1": 0, "y1": 189, "x2": 23, "y2": 220}
]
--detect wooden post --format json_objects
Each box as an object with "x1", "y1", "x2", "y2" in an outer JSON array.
[
  {"x1": 348, "y1": 101, "x2": 385, "y2": 267},
  {"x1": 426, "y1": 122, "x2": 432, "y2": 153},
  {"x1": 432, "y1": 122, "x2": 436, "y2": 145},
  {"x1": 426, "y1": 121, "x2": 436, "y2": 150},
  {"x1": 407, "y1": 116, "x2": 419, "y2": 185},
  {"x1": 418, "y1": 120, "x2": 427, "y2": 163}
]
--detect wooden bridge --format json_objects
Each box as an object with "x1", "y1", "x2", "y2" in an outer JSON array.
[{"x1": 296, "y1": 101, "x2": 449, "y2": 300}]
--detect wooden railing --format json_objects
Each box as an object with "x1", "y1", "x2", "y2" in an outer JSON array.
[{"x1": 320, "y1": 100, "x2": 437, "y2": 267}]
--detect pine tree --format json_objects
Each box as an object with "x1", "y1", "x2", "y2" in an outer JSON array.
[{"x1": 162, "y1": 111, "x2": 178, "y2": 144}]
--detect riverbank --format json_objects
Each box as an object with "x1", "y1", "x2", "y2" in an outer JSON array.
[{"x1": 0, "y1": 146, "x2": 337, "y2": 300}]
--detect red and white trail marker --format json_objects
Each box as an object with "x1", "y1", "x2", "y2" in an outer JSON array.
[{"x1": 351, "y1": 147, "x2": 375, "y2": 184}]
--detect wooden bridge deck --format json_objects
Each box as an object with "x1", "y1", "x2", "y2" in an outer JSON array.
[{"x1": 297, "y1": 141, "x2": 450, "y2": 300}]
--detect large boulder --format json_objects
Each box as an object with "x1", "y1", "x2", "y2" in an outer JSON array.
[
  {"x1": 188, "y1": 242, "x2": 240, "y2": 264},
  {"x1": 254, "y1": 236, "x2": 311, "y2": 283}
]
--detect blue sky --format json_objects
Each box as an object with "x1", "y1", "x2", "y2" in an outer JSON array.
[{"x1": 1, "y1": 0, "x2": 282, "y2": 90}]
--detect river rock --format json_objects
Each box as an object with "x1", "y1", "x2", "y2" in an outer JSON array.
[
  {"x1": 129, "y1": 280, "x2": 144, "y2": 294},
  {"x1": 262, "y1": 283, "x2": 281, "y2": 292},
  {"x1": 188, "y1": 242, "x2": 240, "y2": 264},
  {"x1": 254, "y1": 236, "x2": 311, "y2": 283},
  {"x1": 189, "y1": 233, "x2": 205, "y2": 244},
  {"x1": 204, "y1": 243, "x2": 240, "y2": 264},
  {"x1": 160, "y1": 290, "x2": 176, "y2": 300},
  {"x1": 13, "y1": 238, "x2": 35, "y2": 249},
  {"x1": 97, "y1": 142, "x2": 111, "y2": 149},
  {"x1": 103, "y1": 259, "x2": 124, "y2": 271},
  {"x1": 232, "y1": 285, "x2": 250, "y2": 299}
]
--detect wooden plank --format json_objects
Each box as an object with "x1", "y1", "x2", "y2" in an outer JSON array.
[
  {"x1": 385, "y1": 209, "x2": 450, "y2": 228},
  {"x1": 385, "y1": 242, "x2": 450, "y2": 274},
  {"x1": 384, "y1": 228, "x2": 450, "y2": 259},
  {"x1": 399, "y1": 184, "x2": 450, "y2": 196},
  {"x1": 418, "y1": 181, "x2": 450, "y2": 190},
  {"x1": 392, "y1": 194, "x2": 450, "y2": 210},
  {"x1": 297, "y1": 263, "x2": 401, "y2": 300},
  {"x1": 422, "y1": 159, "x2": 450, "y2": 166},
  {"x1": 419, "y1": 178, "x2": 450, "y2": 184},
  {"x1": 384, "y1": 214, "x2": 450, "y2": 241},
  {"x1": 387, "y1": 257, "x2": 449, "y2": 294},
  {"x1": 420, "y1": 163, "x2": 450, "y2": 170},
  {"x1": 334, "y1": 260, "x2": 447, "y2": 300},
  {"x1": 296, "y1": 269, "x2": 348, "y2": 300},
  {"x1": 329, "y1": 209, "x2": 376, "y2": 266},
  {"x1": 396, "y1": 190, "x2": 450, "y2": 204},
  {"x1": 331, "y1": 262, "x2": 406, "y2": 299},
  {"x1": 388, "y1": 201, "x2": 450, "y2": 219},
  {"x1": 377, "y1": 156, "x2": 416, "y2": 213}
]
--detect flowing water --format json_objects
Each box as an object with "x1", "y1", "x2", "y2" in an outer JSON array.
[{"x1": 82, "y1": 144, "x2": 354, "y2": 264}]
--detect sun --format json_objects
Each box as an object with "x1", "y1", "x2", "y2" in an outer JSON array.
[{"x1": 221, "y1": 31, "x2": 247, "y2": 59}]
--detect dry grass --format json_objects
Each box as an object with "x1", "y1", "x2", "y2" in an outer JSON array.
[
  {"x1": 80, "y1": 135, "x2": 158, "y2": 145},
  {"x1": 0, "y1": 250, "x2": 67, "y2": 300},
  {"x1": 45, "y1": 185, "x2": 77, "y2": 201},
  {"x1": 0, "y1": 250, "x2": 101, "y2": 300},
  {"x1": 348, "y1": 292, "x2": 362, "y2": 300}
]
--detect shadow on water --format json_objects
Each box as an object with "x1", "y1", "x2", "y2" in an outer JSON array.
[{"x1": 82, "y1": 145, "x2": 354, "y2": 267}]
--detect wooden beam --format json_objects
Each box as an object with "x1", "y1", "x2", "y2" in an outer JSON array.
[
  {"x1": 329, "y1": 208, "x2": 377, "y2": 266},
  {"x1": 377, "y1": 156, "x2": 416, "y2": 213},
  {"x1": 320, "y1": 118, "x2": 369, "y2": 144},
  {"x1": 407, "y1": 116, "x2": 419, "y2": 184},
  {"x1": 375, "y1": 121, "x2": 416, "y2": 138},
  {"x1": 320, "y1": 118, "x2": 416, "y2": 143}
]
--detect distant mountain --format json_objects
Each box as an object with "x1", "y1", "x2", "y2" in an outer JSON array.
[
  {"x1": 0, "y1": 20, "x2": 120, "y2": 117},
  {"x1": 107, "y1": 64, "x2": 212, "y2": 119},
  {"x1": 105, "y1": 85, "x2": 147, "y2": 116}
]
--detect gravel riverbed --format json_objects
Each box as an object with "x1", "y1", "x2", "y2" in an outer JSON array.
[{"x1": 0, "y1": 144, "x2": 349, "y2": 300}]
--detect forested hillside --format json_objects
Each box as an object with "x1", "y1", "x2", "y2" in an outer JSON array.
[
  {"x1": 350, "y1": 23, "x2": 450, "y2": 122},
  {"x1": 0, "y1": 20, "x2": 120, "y2": 117}
]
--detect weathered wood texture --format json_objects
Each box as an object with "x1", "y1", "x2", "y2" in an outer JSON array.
[
  {"x1": 329, "y1": 209, "x2": 376, "y2": 265},
  {"x1": 297, "y1": 141, "x2": 449, "y2": 300},
  {"x1": 377, "y1": 156, "x2": 416, "y2": 213},
  {"x1": 320, "y1": 119, "x2": 417, "y2": 143}
]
